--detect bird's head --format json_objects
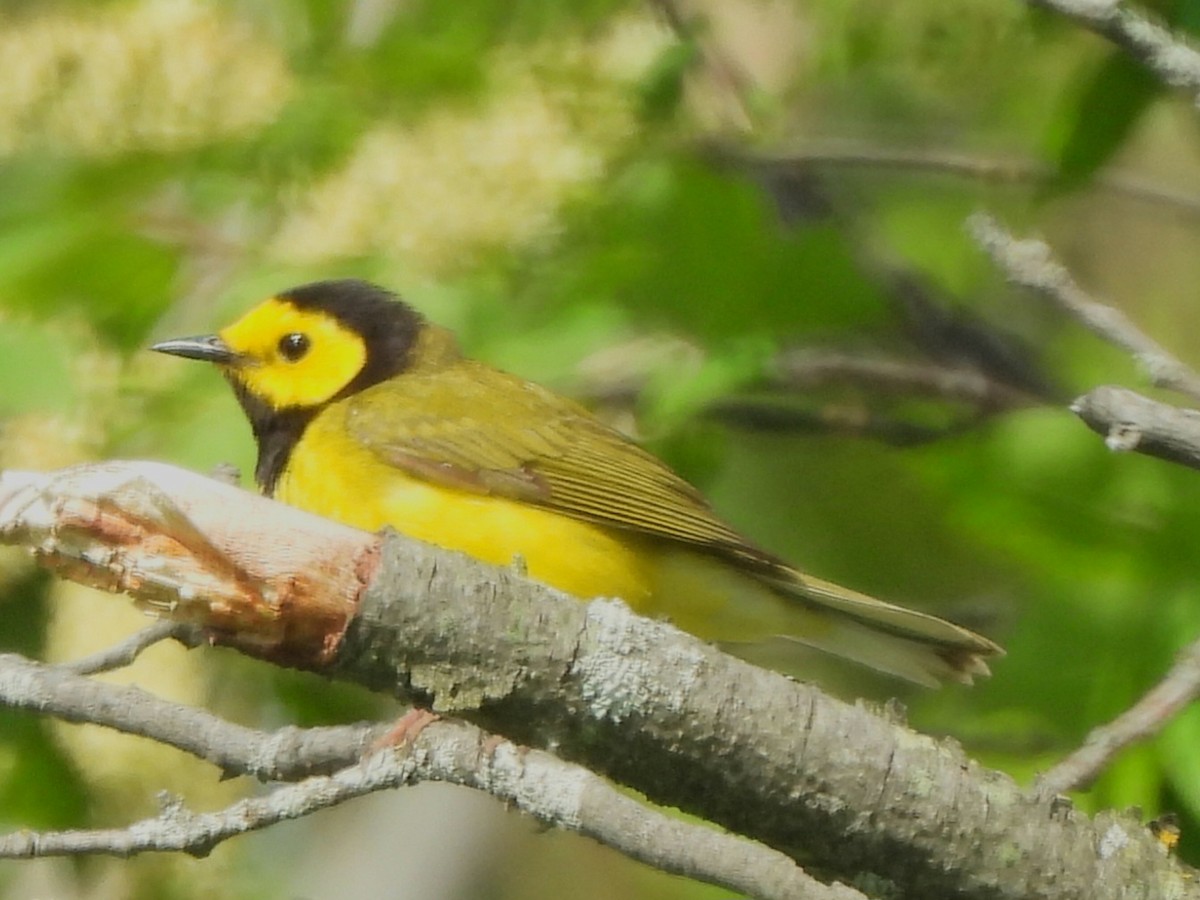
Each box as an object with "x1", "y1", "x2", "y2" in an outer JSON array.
[{"x1": 152, "y1": 280, "x2": 434, "y2": 411}]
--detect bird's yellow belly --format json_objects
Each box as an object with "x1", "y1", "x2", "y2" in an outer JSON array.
[{"x1": 276, "y1": 422, "x2": 656, "y2": 608}]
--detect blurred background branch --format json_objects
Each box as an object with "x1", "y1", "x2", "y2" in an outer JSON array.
[
  {"x1": 968, "y1": 214, "x2": 1200, "y2": 808},
  {"x1": 969, "y1": 212, "x2": 1200, "y2": 401},
  {"x1": 1073, "y1": 385, "x2": 1200, "y2": 469},
  {"x1": 1026, "y1": 0, "x2": 1200, "y2": 96}
]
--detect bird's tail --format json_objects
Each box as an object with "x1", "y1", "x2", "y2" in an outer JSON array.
[
  {"x1": 769, "y1": 570, "x2": 1002, "y2": 687},
  {"x1": 649, "y1": 550, "x2": 1002, "y2": 686}
]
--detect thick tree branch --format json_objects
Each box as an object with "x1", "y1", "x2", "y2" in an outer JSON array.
[
  {"x1": 0, "y1": 461, "x2": 1193, "y2": 899},
  {"x1": 968, "y1": 213, "x2": 1200, "y2": 402}
]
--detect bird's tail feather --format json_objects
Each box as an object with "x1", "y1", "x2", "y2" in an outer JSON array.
[{"x1": 772, "y1": 571, "x2": 1002, "y2": 686}]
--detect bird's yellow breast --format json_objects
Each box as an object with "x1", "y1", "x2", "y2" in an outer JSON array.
[{"x1": 277, "y1": 404, "x2": 658, "y2": 609}]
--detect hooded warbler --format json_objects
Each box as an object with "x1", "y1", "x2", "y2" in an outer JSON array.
[{"x1": 152, "y1": 279, "x2": 1001, "y2": 685}]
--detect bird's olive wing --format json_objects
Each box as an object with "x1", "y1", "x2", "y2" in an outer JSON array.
[{"x1": 344, "y1": 362, "x2": 764, "y2": 557}]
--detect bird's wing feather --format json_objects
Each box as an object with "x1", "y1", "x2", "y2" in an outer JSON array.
[{"x1": 345, "y1": 361, "x2": 765, "y2": 560}]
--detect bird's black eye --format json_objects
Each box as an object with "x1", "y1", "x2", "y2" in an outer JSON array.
[{"x1": 277, "y1": 332, "x2": 310, "y2": 362}]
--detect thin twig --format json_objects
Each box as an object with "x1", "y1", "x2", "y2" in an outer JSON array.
[
  {"x1": 974, "y1": 210, "x2": 1200, "y2": 794},
  {"x1": 0, "y1": 654, "x2": 384, "y2": 781},
  {"x1": 1038, "y1": 635, "x2": 1200, "y2": 795},
  {"x1": 0, "y1": 757, "x2": 406, "y2": 860},
  {"x1": 968, "y1": 212, "x2": 1200, "y2": 402},
  {"x1": 756, "y1": 144, "x2": 1200, "y2": 220},
  {"x1": 703, "y1": 348, "x2": 1045, "y2": 443},
  {"x1": 63, "y1": 621, "x2": 199, "y2": 675},
  {"x1": 1026, "y1": 0, "x2": 1200, "y2": 98},
  {"x1": 579, "y1": 343, "x2": 1042, "y2": 436},
  {"x1": 772, "y1": 348, "x2": 1040, "y2": 411},
  {"x1": 705, "y1": 398, "x2": 985, "y2": 445}
]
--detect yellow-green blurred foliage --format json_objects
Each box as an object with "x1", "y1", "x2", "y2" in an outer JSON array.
[{"x1": 4, "y1": 0, "x2": 1200, "y2": 897}]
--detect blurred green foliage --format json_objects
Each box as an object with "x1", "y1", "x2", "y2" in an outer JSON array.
[{"x1": 2, "y1": 0, "x2": 1200, "y2": 897}]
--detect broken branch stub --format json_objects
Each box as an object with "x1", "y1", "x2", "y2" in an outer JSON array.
[{"x1": 0, "y1": 462, "x2": 378, "y2": 666}]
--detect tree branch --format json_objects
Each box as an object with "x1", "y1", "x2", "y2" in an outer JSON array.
[
  {"x1": 648, "y1": 0, "x2": 757, "y2": 132},
  {"x1": 972, "y1": 214, "x2": 1200, "y2": 803},
  {"x1": 772, "y1": 348, "x2": 1040, "y2": 410},
  {"x1": 968, "y1": 212, "x2": 1200, "y2": 402},
  {"x1": 746, "y1": 143, "x2": 1200, "y2": 221},
  {"x1": 0, "y1": 653, "x2": 384, "y2": 781},
  {"x1": 0, "y1": 752, "x2": 408, "y2": 860},
  {"x1": 63, "y1": 620, "x2": 199, "y2": 675},
  {"x1": 705, "y1": 397, "x2": 986, "y2": 445},
  {"x1": 1025, "y1": 0, "x2": 1200, "y2": 98},
  {"x1": 0, "y1": 461, "x2": 1193, "y2": 899},
  {"x1": 1072, "y1": 385, "x2": 1200, "y2": 470},
  {"x1": 0, "y1": 655, "x2": 824, "y2": 900}
]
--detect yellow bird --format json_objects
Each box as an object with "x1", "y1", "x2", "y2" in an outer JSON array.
[{"x1": 152, "y1": 279, "x2": 1001, "y2": 686}]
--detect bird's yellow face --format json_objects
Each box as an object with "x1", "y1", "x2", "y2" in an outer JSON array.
[
  {"x1": 152, "y1": 279, "x2": 427, "y2": 491},
  {"x1": 219, "y1": 297, "x2": 368, "y2": 410}
]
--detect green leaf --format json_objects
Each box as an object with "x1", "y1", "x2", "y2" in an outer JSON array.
[
  {"x1": 0, "y1": 573, "x2": 87, "y2": 830},
  {"x1": 0, "y1": 321, "x2": 77, "y2": 415},
  {"x1": 1174, "y1": 0, "x2": 1200, "y2": 33},
  {"x1": 637, "y1": 41, "x2": 699, "y2": 121},
  {"x1": 0, "y1": 713, "x2": 89, "y2": 830},
  {"x1": 1160, "y1": 703, "x2": 1200, "y2": 823},
  {"x1": 1045, "y1": 52, "x2": 1159, "y2": 192},
  {"x1": 1089, "y1": 744, "x2": 1163, "y2": 816},
  {"x1": 0, "y1": 160, "x2": 180, "y2": 348},
  {"x1": 556, "y1": 157, "x2": 888, "y2": 341}
]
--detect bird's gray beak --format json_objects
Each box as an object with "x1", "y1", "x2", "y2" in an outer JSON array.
[{"x1": 150, "y1": 334, "x2": 242, "y2": 365}]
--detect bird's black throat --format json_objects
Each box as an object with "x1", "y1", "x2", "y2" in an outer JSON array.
[{"x1": 228, "y1": 376, "x2": 318, "y2": 495}]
